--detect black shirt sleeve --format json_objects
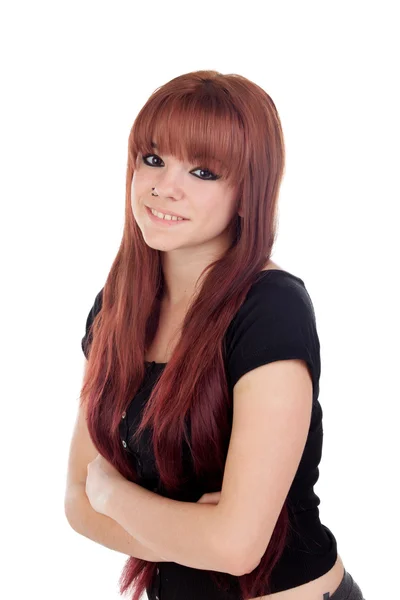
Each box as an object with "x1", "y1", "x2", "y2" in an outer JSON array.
[
  {"x1": 81, "y1": 288, "x2": 104, "y2": 359},
  {"x1": 225, "y1": 275, "x2": 321, "y2": 395}
]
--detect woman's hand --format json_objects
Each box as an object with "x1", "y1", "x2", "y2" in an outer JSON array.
[
  {"x1": 86, "y1": 453, "x2": 127, "y2": 516},
  {"x1": 197, "y1": 491, "x2": 222, "y2": 505}
]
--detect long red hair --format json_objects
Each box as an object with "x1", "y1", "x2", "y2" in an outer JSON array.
[{"x1": 80, "y1": 70, "x2": 290, "y2": 599}]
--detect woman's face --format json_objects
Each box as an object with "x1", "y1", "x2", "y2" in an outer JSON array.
[{"x1": 131, "y1": 147, "x2": 239, "y2": 254}]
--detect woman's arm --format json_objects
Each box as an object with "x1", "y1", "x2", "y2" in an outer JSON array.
[
  {"x1": 105, "y1": 479, "x2": 238, "y2": 574},
  {"x1": 65, "y1": 482, "x2": 168, "y2": 561}
]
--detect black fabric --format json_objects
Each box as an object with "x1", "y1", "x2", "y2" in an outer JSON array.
[
  {"x1": 328, "y1": 569, "x2": 366, "y2": 600},
  {"x1": 81, "y1": 270, "x2": 338, "y2": 597}
]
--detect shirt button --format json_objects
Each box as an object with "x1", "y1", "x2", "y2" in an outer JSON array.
[
  {"x1": 121, "y1": 411, "x2": 126, "y2": 419},
  {"x1": 122, "y1": 440, "x2": 127, "y2": 448}
]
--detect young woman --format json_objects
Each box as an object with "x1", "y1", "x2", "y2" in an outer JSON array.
[{"x1": 65, "y1": 70, "x2": 366, "y2": 600}]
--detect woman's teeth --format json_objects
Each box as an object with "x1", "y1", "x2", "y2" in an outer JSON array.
[{"x1": 150, "y1": 208, "x2": 184, "y2": 221}]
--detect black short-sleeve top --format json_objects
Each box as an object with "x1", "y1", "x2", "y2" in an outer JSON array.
[{"x1": 81, "y1": 270, "x2": 338, "y2": 599}]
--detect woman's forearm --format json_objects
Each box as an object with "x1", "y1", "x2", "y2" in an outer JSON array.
[{"x1": 65, "y1": 483, "x2": 168, "y2": 562}]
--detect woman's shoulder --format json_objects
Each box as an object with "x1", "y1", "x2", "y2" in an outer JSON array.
[
  {"x1": 250, "y1": 261, "x2": 307, "y2": 299},
  {"x1": 231, "y1": 262, "x2": 315, "y2": 331}
]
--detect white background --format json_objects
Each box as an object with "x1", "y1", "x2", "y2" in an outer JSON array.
[{"x1": 1, "y1": 1, "x2": 398, "y2": 598}]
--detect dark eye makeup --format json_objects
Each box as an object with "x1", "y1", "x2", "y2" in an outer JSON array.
[{"x1": 142, "y1": 153, "x2": 221, "y2": 181}]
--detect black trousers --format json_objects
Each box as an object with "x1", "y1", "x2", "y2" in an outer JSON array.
[
  {"x1": 146, "y1": 567, "x2": 366, "y2": 600},
  {"x1": 325, "y1": 568, "x2": 366, "y2": 600}
]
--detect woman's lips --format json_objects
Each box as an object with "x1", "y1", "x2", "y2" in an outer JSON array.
[
  {"x1": 147, "y1": 205, "x2": 188, "y2": 219},
  {"x1": 146, "y1": 205, "x2": 189, "y2": 226}
]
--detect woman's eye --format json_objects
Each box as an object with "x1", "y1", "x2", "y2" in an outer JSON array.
[
  {"x1": 142, "y1": 154, "x2": 163, "y2": 167},
  {"x1": 191, "y1": 167, "x2": 219, "y2": 181},
  {"x1": 142, "y1": 154, "x2": 219, "y2": 180}
]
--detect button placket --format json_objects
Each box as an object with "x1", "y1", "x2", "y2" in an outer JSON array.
[
  {"x1": 155, "y1": 564, "x2": 161, "y2": 600},
  {"x1": 119, "y1": 409, "x2": 143, "y2": 474},
  {"x1": 150, "y1": 564, "x2": 161, "y2": 600},
  {"x1": 119, "y1": 409, "x2": 129, "y2": 451}
]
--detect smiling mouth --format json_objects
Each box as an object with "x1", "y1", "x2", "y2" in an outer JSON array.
[
  {"x1": 146, "y1": 206, "x2": 189, "y2": 221},
  {"x1": 146, "y1": 205, "x2": 189, "y2": 225}
]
